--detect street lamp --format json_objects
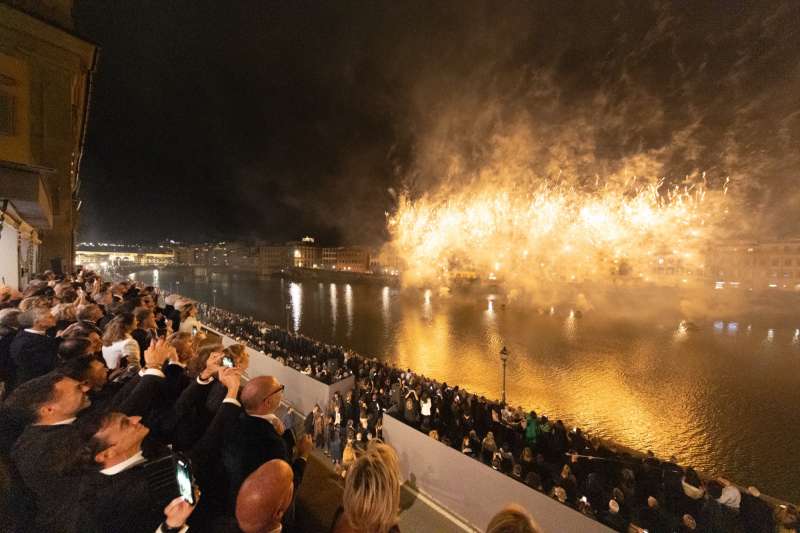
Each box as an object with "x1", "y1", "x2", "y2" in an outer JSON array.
[
  {"x1": 499, "y1": 346, "x2": 509, "y2": 405},
  {"x1": 285, "y1": 303, "x2": 292, "y2": 333},
  {"x1": 212, "y1": 288, "x2": 217, "y2": 307}
]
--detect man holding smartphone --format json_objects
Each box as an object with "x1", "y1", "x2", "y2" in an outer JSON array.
[{"x1": 77, "y1": 352, "x2": 243, "y2": 533}]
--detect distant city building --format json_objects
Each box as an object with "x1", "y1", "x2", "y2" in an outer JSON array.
[
  {"x1": 287, "y1": 240, "x2": 320, "y2": 268},
  {"x1": 0, "y1": 2, "x2": 97, "y2": 287},
  {"x1": 258, "y1": 244, "x2": 290, "y2": 271},
  {"x1": 75, "y1": 244, "x2": 175, "y2": 269},
  {"x1": 322, "y1": 246, "x2": 370, "y2": 272},
  {"x1": 706, "y1": 238, "x2": 800, "y2": 290}
]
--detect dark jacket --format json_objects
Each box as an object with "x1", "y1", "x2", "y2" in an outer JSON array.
[
  {"x1": 0, "y1": 328, "x2": 18, "y2": 389},
  {"x1": 223, "y1": 413, "x2": 307, "y2": 498},
  {"x1": 8, "y1": 331, "x2": 58, "y2": 392},
  {"x1": 77, "y1": 400, "x2": 240, "y2": 533},
  {"x1": 10, "y1": 423, "x2": 84, "y2": 533}
]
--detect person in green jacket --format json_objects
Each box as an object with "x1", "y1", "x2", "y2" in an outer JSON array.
[{"x1": 525, "y1": 411, "x2": 539, "y2": 448}]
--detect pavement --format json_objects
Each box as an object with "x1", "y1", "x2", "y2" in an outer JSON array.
[{"x1": 295, "y1": 449, "x2": 475, "y2": 533}]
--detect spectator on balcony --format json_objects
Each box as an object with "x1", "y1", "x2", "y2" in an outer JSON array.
[
  {"x1": 223, "y1": 376, "x2": 312, "y2": 499},
  {"x1": 76, "y1": 303, "x2": 104, "y2": 334},
  {"x1": 331, "y1": 441, "x2": 401, "y2": 533},
  {"x1": 236, "y1": 459, "x2": 294, "y2": 533},
  {"x1": 7, "y1": 373, "x2": 91, "y2": 532},
  {"x1": 131, "y1": 307, "x2": 157, "y2": 355},
  {"x1": 7, "y1": 307, "x2": 58, "y2": 393},
  {"x1": 178, "y1": 302, "x2": 203, "y2": 336},
  {"x1": 101, "y1": 313, "x2": 140, "y2": 370},
  {"x1": 0, "y1": 308, "x2": 22, "y2": 395}
]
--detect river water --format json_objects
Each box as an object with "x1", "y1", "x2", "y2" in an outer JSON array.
[{"x1": 133, "y1": 268, "x2": 800, "y2": 502}]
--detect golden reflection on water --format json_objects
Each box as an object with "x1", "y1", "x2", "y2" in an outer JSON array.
[
  {"x1": 289, "y1": 282, "x2": 302, "y2": 333},
  {"x1": 390, "y1": 302, "x2": 704, "y2": 470},
  {"x1": 329, "y1": 283, "x2": 337, "y2": 333},
  {"x1": 345, "y1": 284, "x2": 354, "y2": 337}
]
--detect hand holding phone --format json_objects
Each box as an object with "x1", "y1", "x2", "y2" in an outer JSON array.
[{"x1": 175, "y1": 457, "x2": 196, "y2": 505}]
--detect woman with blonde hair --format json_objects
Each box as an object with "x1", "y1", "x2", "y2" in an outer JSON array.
[
  {"x1": 101, "y1": 312, "x2": 139, "y2": 369},
  {"x1": 223, "y1": 343, "x2": 250, "y2": 372},
  {"x1": 178, "y1": 302, "x2": 202, "y2": 335},
  {"x1": 331, "y1": 441, "x2": 401, "y2": 533}
]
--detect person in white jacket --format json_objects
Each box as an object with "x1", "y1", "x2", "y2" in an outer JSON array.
[{"x1": 101, "y1": 312, "x2": 140, "y2": 369}]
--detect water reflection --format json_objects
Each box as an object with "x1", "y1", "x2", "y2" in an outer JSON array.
[
  {"x1": 423, "y1": 289, "x2": 432, "y2": 320},
  {"x1": 289, "y1": 282, "x2": 302, "y2": 333},
  {"x1": 564, "y1": 310, "x2": 577, "y2": 341},
  {"x1": 329, "y1": 284, "x2": 337, "y2": 333},
  {"x1": 382, "y1": 286, "x2": 391, "y2": 333},
  {"x1": 345, "y1": 284, "x2": 353, "y2": 337}
]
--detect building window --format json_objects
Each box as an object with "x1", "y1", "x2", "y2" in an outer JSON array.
[{"x1": 0, "y1": 91, "x2": 14, "y2": 136}]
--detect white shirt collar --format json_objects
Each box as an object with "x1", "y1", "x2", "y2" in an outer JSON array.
[
  {"x1": 24, "y1": 328, "x2": 47, "y2": 335},
  {"x1": 100, "y1": 451, "x2": 146, "y2": 476},
  {"x1": 49, "y1": 417, "x2": 77, "y2": 426}
]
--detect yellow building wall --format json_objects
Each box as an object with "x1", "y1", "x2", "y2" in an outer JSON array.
[{"x1": 0, "y1": 51, "x2": 31, "y2": 164}]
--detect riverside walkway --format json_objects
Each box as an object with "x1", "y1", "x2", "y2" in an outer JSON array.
[{"x1": 296, "y1": 449, "x2": 470, "y2": 532}]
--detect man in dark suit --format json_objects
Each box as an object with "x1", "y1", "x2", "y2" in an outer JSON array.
[
  {"x1": 8, "y1": 307, "x2": 59, "y2": 393},
  {"x1": 7, "y1": 372, "x2": 92, "y2": 532},
  {"x1": 223, "y1": 376, "x2": 312, "y2": 501},
  {"x1": 76, "y1": 367, "x2": 242, "y2": 533}
]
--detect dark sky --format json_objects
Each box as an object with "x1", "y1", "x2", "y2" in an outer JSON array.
[{"x1": 74, "y1": 0, "x2": 800, "y2": 245}]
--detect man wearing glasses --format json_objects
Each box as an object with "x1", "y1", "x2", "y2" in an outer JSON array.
[{"x1": 222, "y1": 376, "x2": 313, "y2": 517}]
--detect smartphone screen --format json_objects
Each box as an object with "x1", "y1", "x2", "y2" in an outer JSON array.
[
  {"x1": 222, "y1": 355, "x2": 235, "y2": 368},
  {"x1": 176, "y1": 458, "x2": 195, "y2": 505},
  {"x1": 191, "y1": 326, "x2": 197, "y2": 337}
]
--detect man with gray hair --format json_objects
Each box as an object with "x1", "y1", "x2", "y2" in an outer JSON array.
[{"x1": 7, "y1": 306, "x2": 58, "y2": 394}]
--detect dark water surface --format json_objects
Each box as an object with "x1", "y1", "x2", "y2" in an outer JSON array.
[{"x1": 134, "y1": 269, "x2": 800, "y2": 501}]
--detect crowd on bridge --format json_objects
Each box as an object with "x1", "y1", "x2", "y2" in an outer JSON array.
[{"x1": 0, "y1": 269, "x2": 796, "y2": 533}]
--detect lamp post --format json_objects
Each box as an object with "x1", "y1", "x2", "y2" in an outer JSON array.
[
  {"x1": 285, "y1": 303, "x2": 292, "y2": 333},
  {"x1": 499, "y1": 346, "x2": 509, "y2": 405},
  {"x1": 212, "y1": 288, "x2": 217, "y2": 307}
]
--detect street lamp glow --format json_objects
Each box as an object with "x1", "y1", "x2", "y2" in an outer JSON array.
[{"x1": 499, "y1": 346, "x2": 509, "y2": 404}]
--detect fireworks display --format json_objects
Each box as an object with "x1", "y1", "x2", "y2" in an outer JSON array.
[{"x1": 387, "y1": 169, "x2": 730, "y2": 294}]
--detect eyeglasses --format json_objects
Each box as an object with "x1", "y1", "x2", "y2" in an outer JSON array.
[{"x1": 266, "y1": 384, "x2": 285, "y2": 399}]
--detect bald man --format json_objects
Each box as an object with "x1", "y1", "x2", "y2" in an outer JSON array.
[
  {"x1": 236, "y1": 460, "x2": 294, "y2": 533},
  {"x1": 223, "y1": 376, "x2": 312, "y2": 507}
]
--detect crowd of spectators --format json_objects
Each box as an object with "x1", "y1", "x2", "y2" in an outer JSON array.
[
  {"x1": 0, "y1": 270, "x2": 381, "y2": 533},
  {"x1": 0, "y1": 269, "x2": 795, "y2": 533},
  {"x1": 194, "y1": 298, "x2": 793, "y2": 533},
  {"x1": 199, "y1": 306, "x2": 353, "y2": 384}
]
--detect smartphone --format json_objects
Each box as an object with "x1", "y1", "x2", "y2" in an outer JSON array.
[
  {"x1": 191, "y1": 326, "x2": 197, "y2": 337},
  {"x1": 175, "y1": 457, "x2": 195, "y2": 505},
  {"x1": 222, "y1": 355, "x2": 235, "y2": 368}
]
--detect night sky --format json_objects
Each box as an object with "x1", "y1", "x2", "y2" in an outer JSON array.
[{"x1": 74, "y1": 1, "x2": 800, "y2": 245}]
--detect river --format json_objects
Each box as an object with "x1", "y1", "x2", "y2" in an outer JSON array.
[{"x1": 131, "y1": 268, "x2": 800, "y2": 502}]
